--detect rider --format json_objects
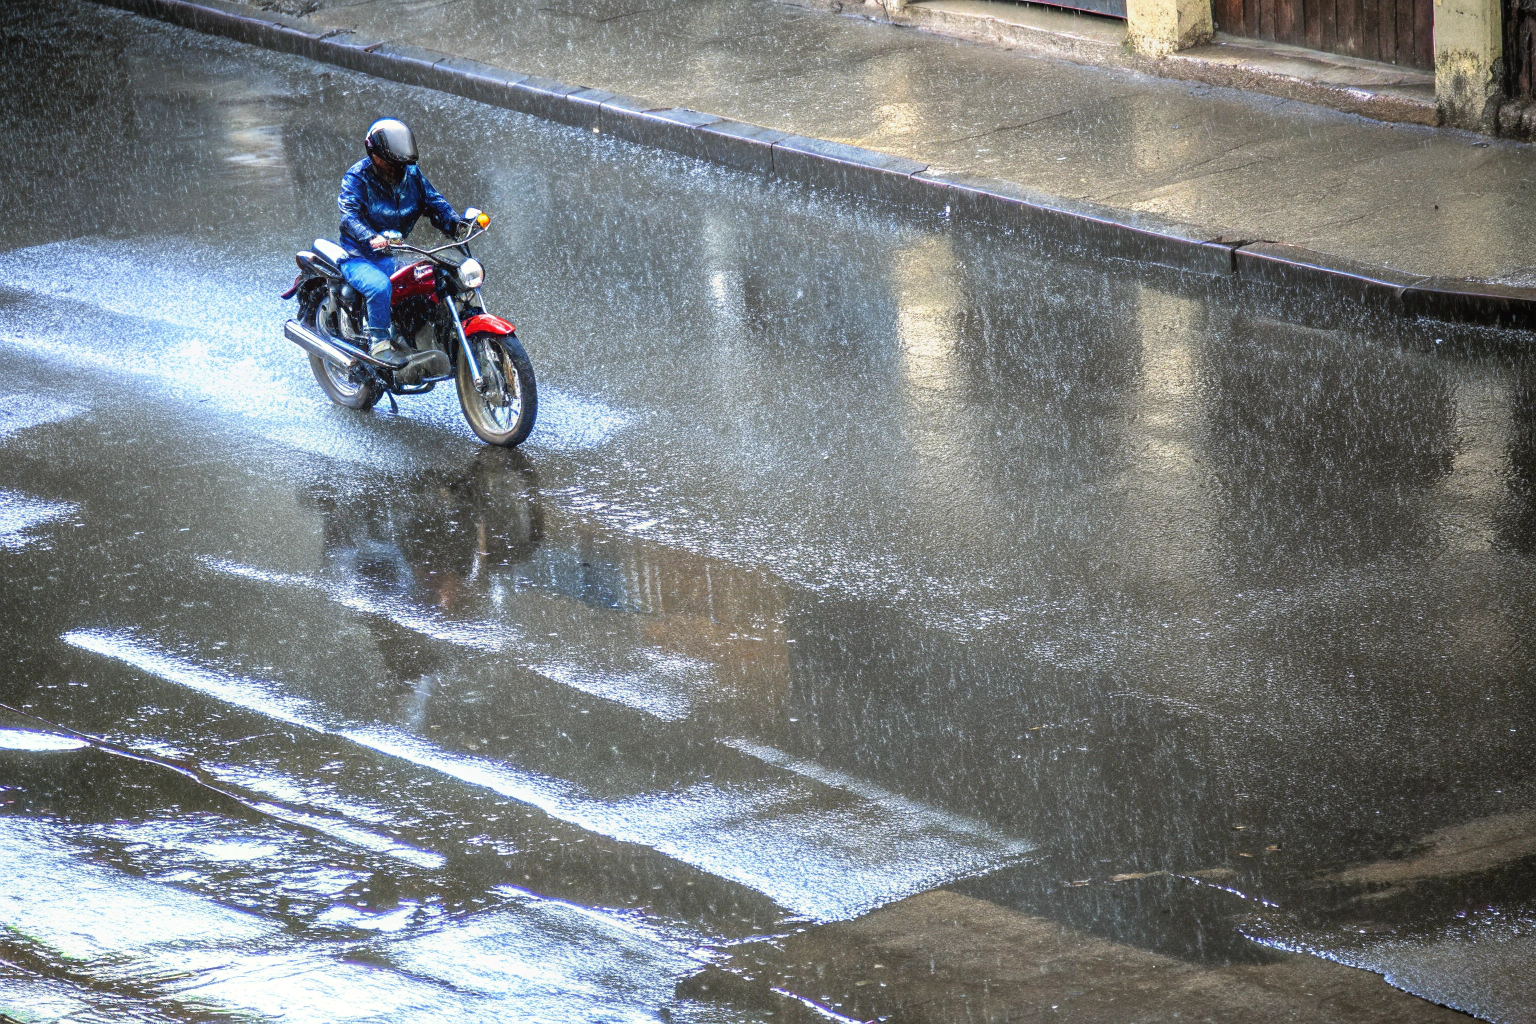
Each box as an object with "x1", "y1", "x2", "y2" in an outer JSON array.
[{"x1": 338, "y1": 118, "x2": 467, "y2": 368}]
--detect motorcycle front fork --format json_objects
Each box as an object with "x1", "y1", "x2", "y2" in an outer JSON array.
[{"x1": 446, "y1": 292, "x2": 486, "y2": 393}]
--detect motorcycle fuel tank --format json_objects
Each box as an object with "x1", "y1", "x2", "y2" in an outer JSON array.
[{"x1": 389, "y1": 260, "x2": 436, "y2": 304}]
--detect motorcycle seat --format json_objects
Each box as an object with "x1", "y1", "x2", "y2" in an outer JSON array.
[{"x1": 311, "y1": 238, "x2": 350, "y2": 273}]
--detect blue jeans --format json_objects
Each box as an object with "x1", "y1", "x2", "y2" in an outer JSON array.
[{"x1": 340, "y1": 253, "x2": 397, "y2": 345}]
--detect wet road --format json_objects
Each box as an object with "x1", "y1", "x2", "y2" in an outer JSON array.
[{"x1": 1, "y1": 3, "x2": 1534, "y2": 1022}]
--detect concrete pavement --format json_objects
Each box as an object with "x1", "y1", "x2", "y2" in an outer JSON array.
[{"x1": 214, "y1": 0, "x2": 1536, "y2": 288}]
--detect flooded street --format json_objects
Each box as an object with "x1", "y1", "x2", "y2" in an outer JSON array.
[{"x1": 1, "y1": 2, "x2": 1534, "y2": 1021}]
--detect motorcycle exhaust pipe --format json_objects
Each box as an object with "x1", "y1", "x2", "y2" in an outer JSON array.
[{"x1": 284, "y1": 319, "x2": 364, "y2": 369}]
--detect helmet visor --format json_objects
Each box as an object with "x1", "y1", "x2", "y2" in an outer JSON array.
[{"x1": 366, "y1": 119, "x2": 418, "y2": 166}]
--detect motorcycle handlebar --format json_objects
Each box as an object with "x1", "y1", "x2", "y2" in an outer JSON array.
[{"x1": 385, "y1": 222, "x2": 489, "y2": 258}]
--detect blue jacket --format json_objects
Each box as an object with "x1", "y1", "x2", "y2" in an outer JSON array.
[{"x1": 338, "y1": 158, "x2": 461, "y2": 257}]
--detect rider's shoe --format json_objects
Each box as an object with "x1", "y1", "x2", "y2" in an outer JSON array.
[{"x1": 369, "y1": 337, "x2": 408, "y2": 369}]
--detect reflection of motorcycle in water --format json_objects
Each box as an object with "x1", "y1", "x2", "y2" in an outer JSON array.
[
  {"x1": 303, "y1": 451, "x2": 544, "y2": 684},
  {"x1": 304, "y1": 450, "x2": 800, "y2": 734}
]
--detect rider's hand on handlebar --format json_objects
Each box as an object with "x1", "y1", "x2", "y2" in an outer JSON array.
[{"x1": 369, "y1": 234, "x2": 389, "y2": 252}]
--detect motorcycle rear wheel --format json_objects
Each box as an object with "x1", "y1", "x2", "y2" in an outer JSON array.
[
  {"x1": 309, "y1": 353, "x2": 381, "y2": 411},
  {"x1": 306, "y1": 292, "x2": 380, "y2": 411},
  {"x1": 456, "y1": 331, "x2": 536, "y2": 447}
]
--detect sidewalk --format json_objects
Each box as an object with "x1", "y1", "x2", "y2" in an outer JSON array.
[
  {"x1": 677, "y1": 890, "x2": 1468, "y2": 1024},
  {"x1": 279, "y1": 0, "x2": 1536, "y2": 282},
  {"x1": 103, "y1": 0, "x2": 1536, "y2": 320}
]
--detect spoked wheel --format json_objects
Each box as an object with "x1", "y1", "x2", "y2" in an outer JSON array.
[
  {"x1": 456, "y1": 330, "x2": 537, "y2": 447},
  {"x1": 307, "y1": 291, "x2": 380, "y2": 411}
]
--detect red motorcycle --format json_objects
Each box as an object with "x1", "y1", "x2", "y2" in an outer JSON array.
[{"x1": 281, "y1": 209, "x2": 537, "y2": 447}]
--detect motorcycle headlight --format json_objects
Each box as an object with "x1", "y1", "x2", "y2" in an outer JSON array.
[{"x1": 458, "y1": 258, "x2": 484, "y2": 290}]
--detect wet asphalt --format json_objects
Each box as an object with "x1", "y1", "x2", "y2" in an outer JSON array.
[{"x1": 0, "y1": 2, "x2": 1534, "y2": 1022}]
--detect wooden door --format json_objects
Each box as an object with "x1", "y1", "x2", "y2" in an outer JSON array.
[
  {"x1": 1507, "y1": 0, "x2": 1536, "y2": 99},
  {"x1": 1214, "y1": 0, "x2": 1434, "y2": 68}
]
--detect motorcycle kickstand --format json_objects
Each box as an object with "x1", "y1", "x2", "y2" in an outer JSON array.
[{"x1": 385, "y1": 389, "x2": 399, "y2": 415}]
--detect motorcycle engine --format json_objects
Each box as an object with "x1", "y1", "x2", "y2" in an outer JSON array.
[{"x1": 413, "y1": 322, "x2": 441, "y2": 353}]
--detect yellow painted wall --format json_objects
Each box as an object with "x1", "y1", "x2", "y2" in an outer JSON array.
[
  {"x1": 1434, "y1": 0, "x2": 1504, "y2": 130},
  {"x1": 1126, "y1": 0, "x2": 1214, "y2": 56}
]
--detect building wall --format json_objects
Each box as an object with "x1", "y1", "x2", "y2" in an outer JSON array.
[
  {"x1": 1434, "y1": 0, "x2": 1505, "y2": 130},
  {"x1": 855, "y1": 0, "x2": 1511, "y2": 134}
]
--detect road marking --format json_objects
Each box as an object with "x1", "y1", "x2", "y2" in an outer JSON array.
[
  {"x1": 199, "y1": 554, "x2": 704, "y2": 721},
  {"x1": 0, "y1": 817, "x2": 713, "y2": 1023},
  {"x1": 64, "y1": 628, "x2": 1033, "y2": 922},
  {"x1": 0, "y1": 393, "x2": 79, "y2": 440},
  {"x1": 0, "y1": 727, "x2": 89, "y2": 752},
  {"x1": 200, "y1": 556, "x2": 514, "y2": 652},
  {"x1": 0, "y1": 490, "x2": 78, "y2": 550}
]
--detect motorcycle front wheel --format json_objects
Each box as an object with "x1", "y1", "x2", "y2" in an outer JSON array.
[{"x1": 456, "y1": 331, "x2": 537, "y2": 447}]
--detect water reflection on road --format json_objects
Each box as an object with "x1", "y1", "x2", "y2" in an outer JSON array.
[{"x1": 0, "y1": 2, "x2": 1533, "y2": 1022}]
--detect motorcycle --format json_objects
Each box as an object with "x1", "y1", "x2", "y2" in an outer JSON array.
[{"x1": 281, "y1": 209, "x2": 537, "y2": 447}]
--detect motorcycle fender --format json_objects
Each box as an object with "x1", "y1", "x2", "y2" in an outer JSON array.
[
  {"x1": 284, "y1": 252, "x2": 337, "y2": 299},
  {"x1": 295, "y1": 252, "x2": 337, "y2": 279},
  {"x1": 462, "y1": 313, "x2": 515, "y2": 335}
]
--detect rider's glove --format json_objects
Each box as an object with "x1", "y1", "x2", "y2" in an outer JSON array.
[{"x1": 368, "y1": 234, "x2": 389, "y2": 252}]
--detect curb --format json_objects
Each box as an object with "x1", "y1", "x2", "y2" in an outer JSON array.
[{"x1": 92, "y1": 0, "x2": 1536, "y2": 332}]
